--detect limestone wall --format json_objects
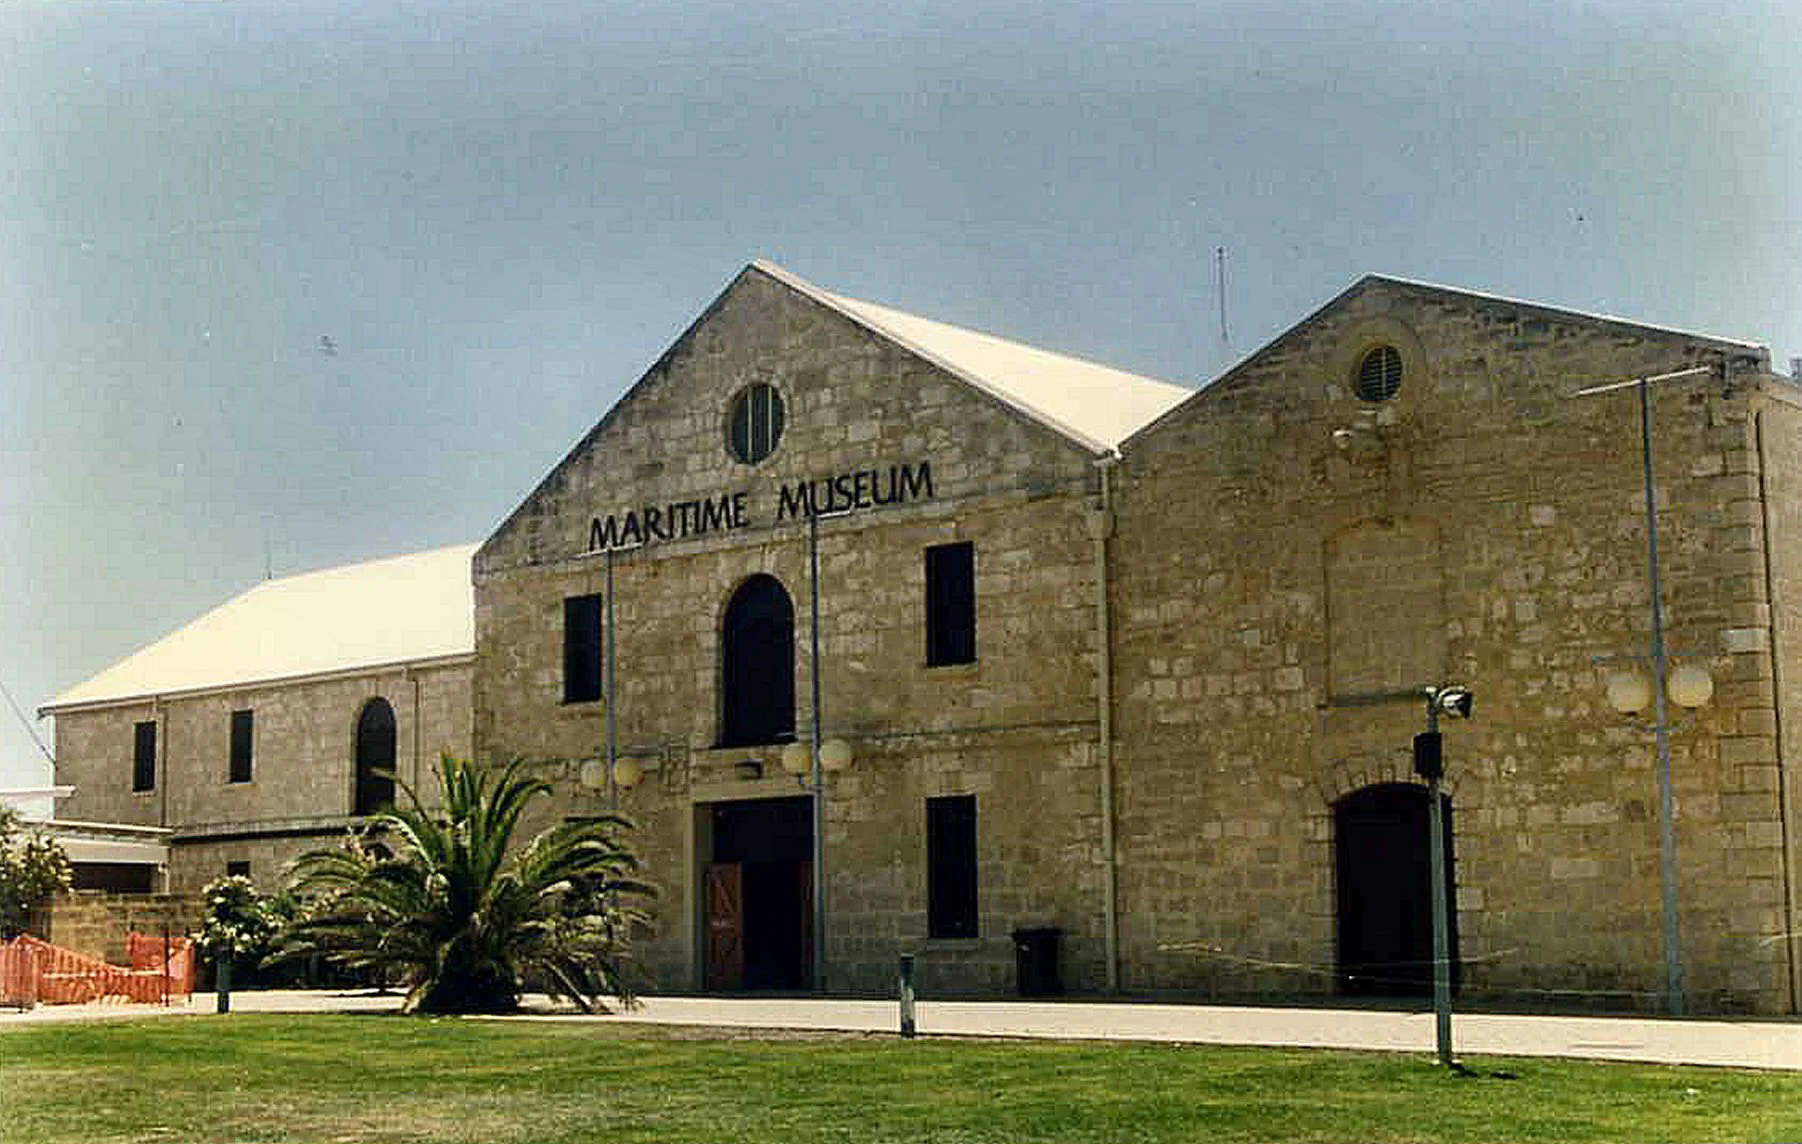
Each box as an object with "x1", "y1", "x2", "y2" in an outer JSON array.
[
  {"x1": 477, "y1": 268, "x2": 1112, "y2": 992},
  {"x1": 53, "y1": 660, "x2": 472, "y2": 893},
  {"x1": 42, "y1": 891, "x2": 199, "y2": 965},
  {"x1": 1112, "y1": 279, "x2": 1791, "y2": 1012}
]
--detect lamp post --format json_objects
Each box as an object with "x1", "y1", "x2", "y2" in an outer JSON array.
[
  {"x1": 776, "y1": 509, "x2": 855, "y2": 993},
  {"x1": 606, "y1": 544, "x2": 619, "y2": 809},
  {"x1": 1416, "y1": 685, "x2": 1472, "y2": 1068},
  {"x1": 808, "y1": 509, "x2": 826, "y2": 994},
  {"x1": 1601, "y1": 657, "x2": 1712, "y2": 1014},
  {"x1": 1573, "y1": 360, "x2": 1722, "y2": 1015}
]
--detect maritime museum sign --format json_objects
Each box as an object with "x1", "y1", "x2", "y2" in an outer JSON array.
[{"x1": 587, "y1": 460, "x2": 935, "y2": 552}]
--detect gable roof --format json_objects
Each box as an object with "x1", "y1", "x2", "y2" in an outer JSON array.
[
  {"x1": 1122, "y1": 272, "x2": 1772, "y2": 450},
  {"x1": 42, "y1": 544, "x2": 477, "y2": 714},
  {"x1": 480, "y1": 260, "x2": 1197, "y2": 567},
  {"x1": 1363, "y1": 273, "x2": 1767, "y2": 351},
  {"x1": 758, "y1": 261, "x2": 1193, "y2": 453}
]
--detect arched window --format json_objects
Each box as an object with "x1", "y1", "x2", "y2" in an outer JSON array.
[
  {"x1": 719, "y1": 574, "x2": 796, "y2": 748},
  {"x1": 354, "y1": 698, "x2": 397, "y2": 815}
]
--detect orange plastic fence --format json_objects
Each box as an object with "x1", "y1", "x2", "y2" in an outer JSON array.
[{"x1": 0, "y1": 933, "x2": 195, "y2": 1008}]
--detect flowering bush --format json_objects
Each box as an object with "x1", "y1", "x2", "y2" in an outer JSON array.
[
  {"x1": 193, "y1": 875, "x2": 281, "y2": 964},
  {"x1": 0, "y1": 807, "x2": 72, "y2": 938}
]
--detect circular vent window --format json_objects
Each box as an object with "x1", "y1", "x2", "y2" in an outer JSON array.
[
  {"x1": 1354, "y1": 345, "x2": 1403, "y2": 403},
  {"x1": 726, "y1": 382, "x2": 785, "y2": 464}
]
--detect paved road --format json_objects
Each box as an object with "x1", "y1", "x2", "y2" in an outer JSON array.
[{"x1": 5, "y1": 990, "x2": 1798, "y2": 1070}]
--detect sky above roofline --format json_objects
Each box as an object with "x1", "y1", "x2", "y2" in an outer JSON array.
[{"x1": 4, "y1": 0, "x2": 1798, "y2": 797}]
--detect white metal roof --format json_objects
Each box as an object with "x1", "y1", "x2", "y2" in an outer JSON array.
[
  {"x1": 43, "y1": 544, "x2": 477, "y2": 713},
  {"x1": 756, "y1": 261, "x2": 1194, "y2": 453},
  {"x1": 34, "y1": 820, "x2": 171, "y2": 866}
]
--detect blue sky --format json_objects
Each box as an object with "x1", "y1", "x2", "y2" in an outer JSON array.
[{"x1": 3, "y1": 0, "x2": 1799, "y2": 804}]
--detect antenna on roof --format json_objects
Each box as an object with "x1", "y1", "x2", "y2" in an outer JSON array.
[
  {"x1": 1216, "y1": 246, "x2": 1232, "y2": 362},
  {"x1": 263, "y1": 517, "x2": 274, "y2": 581}
]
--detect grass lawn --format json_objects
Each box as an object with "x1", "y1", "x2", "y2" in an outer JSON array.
[{"x1": 2, "y1": 1014, "x2": 1799, "y2": 1144}]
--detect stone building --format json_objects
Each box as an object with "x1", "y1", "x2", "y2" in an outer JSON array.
[
  {"x1": 44, "y1": 545, "x2": 476, "y2": 892},
  {"x1": 474, "y1": 261, "x2": 1190, "y2": 996},
  {"x1": 475, "y1": 261, "x2": 1799, "y2": 1013},
  {"x1": 1108, "y1": 277, "x2": 1795, "y2": 1014},
  {"x1": 43, "y1": 260, "x2": 1802, "y2": 1014}
]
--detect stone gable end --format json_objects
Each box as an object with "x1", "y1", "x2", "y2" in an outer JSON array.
[
  {"x1": 477, "y1": 265, "x2": 1104, "y2": 576},
  {"x1": 1108, "y1": 275, "x2": 1790, "y2": 1010}
]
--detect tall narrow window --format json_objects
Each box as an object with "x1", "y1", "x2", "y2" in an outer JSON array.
[
  {"x1": 927, "y1": 794, "x2": 978, "y2": 939},
  {"x1": 354, "y1": 698, "x2": 397, "y2": 815},
  {"x1": 719, "y1": 574, "x2": 796, "y2": 747},
  {"x1": 925, "y1": 542, "x2": 976, "y2": 666},
  {"x1": 563, "y1": 593, "x2": 604, "y2": 704},
  {"x1": 229, "y1": 709, "x2": 254, "y2": 784},
  {"x1": 132, "y1": 721, "x2": 157, "y2": 793}
]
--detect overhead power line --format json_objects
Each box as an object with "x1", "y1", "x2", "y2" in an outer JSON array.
[{"x1": 0, "y1": 673, "x2": 55, "y2": 766}]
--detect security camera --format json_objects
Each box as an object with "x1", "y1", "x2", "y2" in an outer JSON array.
[{"x1": 1434, "y1": 687, "x2": 1474, "y2": 719}]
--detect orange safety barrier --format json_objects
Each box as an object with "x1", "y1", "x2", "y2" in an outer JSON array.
[
  {"x1": 129, "y1": 932, "x2": 196, "y2": 997},
  {"x1": 0, "y1": 938, "x2": 38, "y2": 1008},
  {"x1": 0, "y1": 933, "x2": 195, "y2": 1008}
]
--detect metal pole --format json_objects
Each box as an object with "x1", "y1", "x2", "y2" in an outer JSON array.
[
  {"x1": 605, "y1": 545, "x2": 619, "y2": 811},
  {"x1": 1640, "y1": 377, "x2": 1684, "y2": 1015},
  {"x1": 1425, "y1": 696, "x2": 1453, "y2": 1067},
  {"x1": 216, "y1": 952, "x2": 232, "y2": 1015},
  {"x1": 899, "y1": 953, "x2": 917, "y2": 1038},
  {"x1": 809, "y1": 510, "x2": 827, "y2": 994}
]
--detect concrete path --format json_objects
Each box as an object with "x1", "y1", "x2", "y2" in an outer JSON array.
[{"x1": 4, "y1": 990, "x2": 1798, "y2": 1071}]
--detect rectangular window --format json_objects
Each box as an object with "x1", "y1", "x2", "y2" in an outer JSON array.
[
  {"x1": 927, "y1": 794, "x2": 978, "y2": 939},
  {"x1": 925, "y1": 542, "x2": 976, "y2": 666},
  {"x1": 563, "y1": 594, "x2": 604, "y2": 703},
  {"x1": 226, "y1": 860, "x2": 251, "y2": 879},
  {"x1": 132, "y1": 721, "x2": 157, "y2": 792},
  {"x1": 229, "y1": 709, "x2": 254, "y2": 783}
]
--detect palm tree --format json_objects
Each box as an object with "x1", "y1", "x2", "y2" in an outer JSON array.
[{"x1": 272, "y1": 755, "x2": 652, "y2": 1014}]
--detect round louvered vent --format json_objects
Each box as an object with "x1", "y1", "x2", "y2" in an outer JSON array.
[{"x1": 1354, "y1": 345, "x2": 1403, "y2": 402}]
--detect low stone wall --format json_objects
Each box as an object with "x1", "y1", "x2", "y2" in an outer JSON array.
[{"x1": 41, "y1": 891, "x2": 201, "y2": 965}]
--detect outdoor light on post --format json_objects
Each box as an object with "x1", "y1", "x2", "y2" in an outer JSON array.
[
  {"x1": 1602, "y1": 656, "x2": 1713, "y2": 1016},
  {"x1": 579, "y1": 756, "x2": 644, "y2": 796},
  {"x1": 1416, "y1": 685, "x2": 1472, "y2": 1069},
  {"x1": 801, "y1": 508, "x2": 856, "y2": 994},
  {"x1": 1573, "y1": 356, "x2": 1733, "y2": 1016}
]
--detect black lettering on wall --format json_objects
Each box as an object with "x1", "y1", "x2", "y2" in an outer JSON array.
[{"x1": 585, "y1": 459, "x2": 936, "y2": 551}]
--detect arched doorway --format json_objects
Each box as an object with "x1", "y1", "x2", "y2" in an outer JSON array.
[
  {"x1": 1334, "y1": 782, "x2": 1458, "y2": 998},
  {"x1": 718, "y1": 574, "x2": 795, "y2": 748},
  {"x1": 353, "y1": 698, "x2": 397, "y2": 815}
]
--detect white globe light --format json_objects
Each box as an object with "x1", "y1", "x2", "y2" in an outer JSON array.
[
  {"x1": 780, "y1": 741, "x2": 811, "y2": 776},
  {"x1": 820, "y1": 738, "x2": 853, "y2": 772},
  {"x1": 579, "y1": 759, "x2": 609, "y2": 789},
  {"x1": 1667, "y1": 663, "x2": 1714, "y2": 710},
  {"x1": 613, "y1": 758, "x2": 645, "y2": 789},
  {"x1": 1605, "y1": 670, "x2": 1652, "y2": 715}
]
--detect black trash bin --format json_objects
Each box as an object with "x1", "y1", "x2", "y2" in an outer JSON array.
[{"x1": 1012, "y1": 927, "x2": 1063, "y2": 996}]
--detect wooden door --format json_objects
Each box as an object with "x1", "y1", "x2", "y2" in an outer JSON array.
[{"x1": 705, "y1": 863, "x2": 744, "y2": 991}]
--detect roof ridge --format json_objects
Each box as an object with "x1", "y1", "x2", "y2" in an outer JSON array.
[
  {"x1": 752, "y1": 260, "x2": 1190, "y2": 452},
  {"x1": 1360, "y1": 273, "x2": 1768, "y2": 352}
]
